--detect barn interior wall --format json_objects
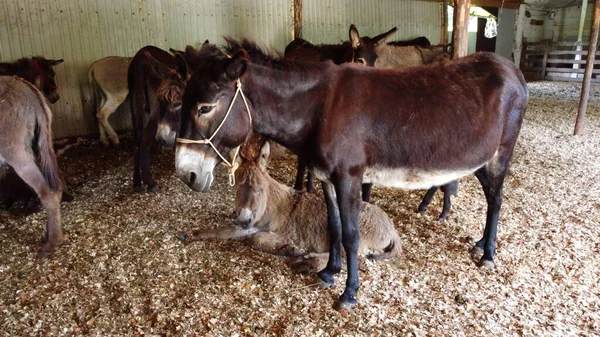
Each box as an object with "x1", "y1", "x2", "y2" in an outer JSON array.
[
  {"x1": 302, "y1": 0, "x2": 442, "y2": 45},
  {"x1": 1, "y1": 0, "x2": 442, "y2": 138},
  {"x1": 0, "y1": 0, "x2": 292, "y2": 138}
]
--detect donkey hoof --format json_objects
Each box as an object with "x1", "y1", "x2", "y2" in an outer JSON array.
[
  {"x1": 37, "y1": 247, "x2": 55, "y2": 259},
  {"x1": 133, "y1": 185, "x2": 143, "y2": 193},
  {"x1": 470, "y1": 246, "x2": 484, "y2": 258},
  {"x1": 317, "y1": 271, "x2": 336, "y2": 288},
  {"x1": 334, "y1": 295, "x2": 358, "y2": 310},
  {"x1": 478, "y1": 259, "x2": 495, "y2": 270},
  {"x1": 147, "y1": 185, "x2": 160, "y2": 193},
  {"x1": 176, "y1": 231, "x2": 187, "y2": 242}
]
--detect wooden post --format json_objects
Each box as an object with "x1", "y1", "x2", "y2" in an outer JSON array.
[
  {"x1": 452, "y1": 0, "x2": 471, "y2": 59},
  {"x1": 541, "y1": 40, "x2": 549, "y2": 80},
  {"x1": 513, "y1": 4, "x2": 526, "y2": 68},
  {"x1": 442, "y1": 0, "x2": 449, "y2": 45},
  {"x1": 575, "y1": 0, "x2": 600, "y2": 135},
  {"x1": 573, "y1": 0, "x2": 588, "y2": 77},
  {"x1": 293, "y1": 0, "x2": 303, "y2": 39}
]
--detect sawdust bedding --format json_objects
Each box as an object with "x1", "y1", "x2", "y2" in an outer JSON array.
[{"x1": 0, "y1": 81, "x2": 599, "y2": 336}]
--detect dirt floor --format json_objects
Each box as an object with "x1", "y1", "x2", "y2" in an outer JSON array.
[{"x1": 1, "y1": 81, "x2": 599, "y2": 336}]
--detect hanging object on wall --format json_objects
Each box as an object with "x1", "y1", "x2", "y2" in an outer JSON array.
[{"x1": 484, "y1": 18, "x2": 498, "y2": 38}]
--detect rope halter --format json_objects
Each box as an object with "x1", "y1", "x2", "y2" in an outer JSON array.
[{"x1": 176, "y1": 79, "x2": 252, "y2": 186}]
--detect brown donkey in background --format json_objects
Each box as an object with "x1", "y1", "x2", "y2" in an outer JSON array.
[
  {"x1": 0, "y1": 56, "x2": 63, "y2": 103},
  {"x1": 0, "y1": 76, "x2": 63, "y2": 257}
]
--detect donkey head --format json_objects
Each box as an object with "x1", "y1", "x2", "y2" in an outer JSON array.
[
  {"x1": 31, "y1": 57, "x2": 64, "y2": 103},
  {"x1": 349, "y1": 25, "x2": 397, "y2": 66},
  {"x1": 176, "y1": 49, "x2": 252, "y2": 192},
  {"x1": 146, "y1": 50, "x2": 189, "y2": 148},
  {"x1": 232, "y1": 134, "x2": 270, "y2": 228}
]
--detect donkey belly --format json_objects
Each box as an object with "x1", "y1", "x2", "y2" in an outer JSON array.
[{"x1": 363, "y1": 166, "x2": 480, "y2": 189}]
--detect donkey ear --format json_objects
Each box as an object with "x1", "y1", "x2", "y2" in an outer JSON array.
[
  {"x1": 47, "y1": 59, "x2": 64, "y2": 67},
  {"x1": 174, "y1": 53, "x2": 189, "y2": 79},
  {"x1": 144, "y1": 50, "x2": 169, "y2": 77},
  {"x1": 224, "y1": 50, "x2": 248, "y2": 81},
  {"x1": 374, "y1": 27, "x2": 397, "y2": 46},
  {"x1": 349, "y1": 24, "x2": 361, "y2": 49},
  {"x1": 257, "y1": 141, "x2": 271, "y2": 169}
]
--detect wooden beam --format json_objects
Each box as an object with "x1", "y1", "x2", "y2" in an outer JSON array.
[
  {"x1": 574, "y1": 0, "x2": 600, "y2": 135},
  {"x1": 452, "y1": 0, "x2": 471, "y2": 59},
  {"x1": 293, "y1": 0, "x2": 302, "y2": 39},
  {"x1": 513, "y1": 4, "x2": 526, "y2": 67},
  {"x1": 442, "y1": 0, "x2": 449, "y2": 45},
  {"x1": 421, "y1": 0, "x2": 523, "y2": 9}
]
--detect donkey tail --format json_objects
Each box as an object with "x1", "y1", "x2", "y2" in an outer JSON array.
[
  {"x1": 34, "y1": 87, "x2": 62, "y2": 191},
  {"x1": 367, "y1": 235, "x2": 402, "y2": 261},
  {"x1": 87, "y1": 64, "x2": 100, "y2": 113}
]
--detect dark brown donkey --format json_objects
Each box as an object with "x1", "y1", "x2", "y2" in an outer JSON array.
[
  {"x1": 128, "y1": 46, "x2": 188, "y2": 192},
  {"x1": 0, "y1": 76, "x2": 63, "y2": 257},
  {"x1": 285, "y1": 24, "x2": 397, "y2": 194},
  {"x1": 175, "y1": 39, "x2": 528, "y2": 309},
  {"x1": 0, "y1": 57, "x2": 64, "y2": 103}
]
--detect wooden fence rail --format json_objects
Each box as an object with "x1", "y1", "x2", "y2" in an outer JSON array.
[{"x1": 521, "y1": 40, "x2": 600, "y2": 82}]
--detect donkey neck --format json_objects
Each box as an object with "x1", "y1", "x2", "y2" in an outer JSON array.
[
  {"x1": 242, "y1": 63, "x2": 334, "y2": 152},
  {"x1": 258, "y1": 171, "x2": 298, "y2": 230}
]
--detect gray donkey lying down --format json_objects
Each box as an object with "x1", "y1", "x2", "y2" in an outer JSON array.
[{"x1": 178, "y1": 136, "x2": 402, "y2": 273}]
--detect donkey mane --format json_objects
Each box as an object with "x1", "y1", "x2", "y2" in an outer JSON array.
[{"x1": 224, "y1": 37, "x2": 333, "y2": 74}]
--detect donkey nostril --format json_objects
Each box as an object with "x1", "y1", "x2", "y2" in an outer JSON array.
[
  {"x1": 231, "y1": 210, "x2": 237, "y2": 219},
  {"x1": 189, "y1": 172, "x2": 197, "y2": 185}
]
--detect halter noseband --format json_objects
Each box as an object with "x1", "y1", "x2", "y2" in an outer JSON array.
[{"x1": 176, "y1": 79, "x2": 252, "y2": 186}]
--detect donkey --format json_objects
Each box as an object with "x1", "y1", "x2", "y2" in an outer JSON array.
[
  {"x1": 88, "y1": 56, "x2": 132, "y2": 146},
  {"x1": 371, "y1": 43, "x2": 450, "y2": 69},
  {"x1": 174, "y1": 38, "x2": 528, "y2": 309},
  {"x1": 387, "y1": 36, "x2": 431, "y2": 47},
  {"x1": 285, "y1": 25, "x2": 397, "y2": 193},
  {"x1": 128, "y1": 46, "x2": 188, "y2": 192},
  {"x1": 177, "y1": 135, "x2": 401, "y2": 273},
  {"x1": 0, "y1": 76, "x2": 63, "y2": 257},
  {"x1": 0, "y1": 57, "x2": 64, "y2": 103}
]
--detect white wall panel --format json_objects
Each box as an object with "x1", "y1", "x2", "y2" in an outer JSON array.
[
  {"x1": 0, "y1": 0, "x2": 292, "y2": 138},
  {"x1": 303, "y1": 0, "x2": 442, "y2": 45}
]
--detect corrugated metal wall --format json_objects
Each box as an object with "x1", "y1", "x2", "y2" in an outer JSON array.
[
  {"x1": 0, "y1": 0, "x2": 442, "y2": 138},
  {"x1": 0, "y1": 0, "x2": 292, "y2": 138},
  {"x1": 303, "y1": 0, "x2": 442, "y2": 45}
]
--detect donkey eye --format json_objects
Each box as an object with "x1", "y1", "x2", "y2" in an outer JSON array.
[
  {"x1": 197, "y1": 104, "x2": 215, "y2": 114},
  {"x1": 356, "y1": 58, "x2": 367, "y2": 65},
  {"x1": 171, "y1": 103, "x2": 182, "y2": 111}
]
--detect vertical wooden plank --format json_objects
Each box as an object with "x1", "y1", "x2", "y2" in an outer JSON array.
[
  {"x1": 513, "y1": 4, "x2": 526, "y2": 68},
  {"x1": 541, "y1": 40, "x2": 549, "y2": 79},
  {"x1": 575, "y1": 0, "x2": 600, "y2": 135},
  {"x1": 452, "y1": 0, "x2": 471, "y2": 59},
  {"x1": 293, "y1": 0, "x2": 302, "y2": 39},
  {"x1": 442, "y1": 0, "x2": 448, "y2": 45}
]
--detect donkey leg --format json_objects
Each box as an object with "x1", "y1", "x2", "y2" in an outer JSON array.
[
  {"x1": 97, "y1": 96, "x2": 124, "y2": 146},
  {"x1": 140, "y1": 146, "x2": 158, "y2": 192},
  {"x1": 247, "y1": 232, "x2": 303, "y2": 257},
  {"x1": 418, "y1": 186, "x2": 439, "y2": 214},
  {"x1": 334, "y1": 174, "x2": 363, "y2": 309},
  {"x1": 438, "y1": 180, "x2": 459, "y2": 221},
  {"x1": 318, "y1": 181, "x2": 342, "y2": 287},
  {"x1": 294, "y1": 158, "x2": 305, "y2": 191},
  {"x1": 473, "y1": 157, "x2": 509, "y2": 270},
  {"x1": 361, "y1": 183, "x2": 372, "y2": 202},
  {"x1": 177, "y1": 226, "x2": 259, "y2": 242},
  {"x1": 97, "y1": 119, "x2": 109, "y2": 147},
  {"x1": 133, "y1": 146, "x2": 142, "y2": 192},
  {"x1": 9, "y1": 156, "x2": 62, "y2": 258}
]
